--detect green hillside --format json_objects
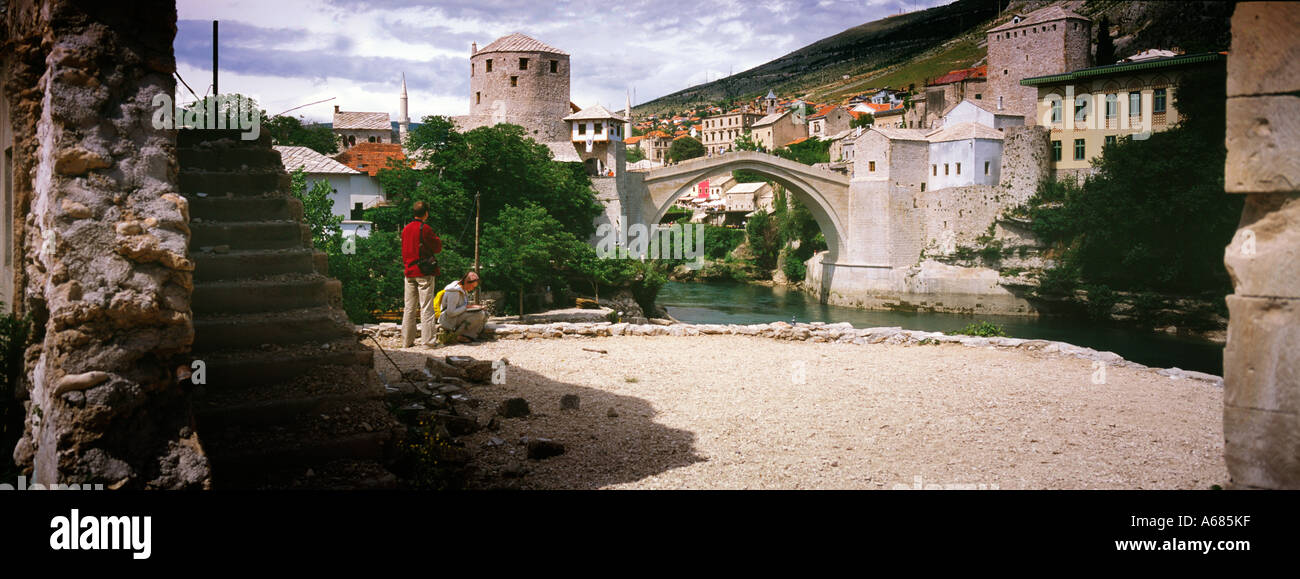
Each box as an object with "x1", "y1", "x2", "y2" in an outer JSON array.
[{"x1": 634, "y1": 0, "x2": 1235, "y2": 115}]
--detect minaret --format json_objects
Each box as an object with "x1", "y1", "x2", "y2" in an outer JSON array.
[
  {"x1": 625, "y1": 89, "x2": 633, "y2": 136},
  {"x1": 399, "y1": 72, "x2": 409, "y2": 145},
  {"x1": 765, "y1": 89, "x2": 778, "y2": 115}
]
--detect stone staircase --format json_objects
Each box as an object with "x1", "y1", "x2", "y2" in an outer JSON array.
[{"x1": 178, "y1": 129, "x2": 400, "y2": 489}]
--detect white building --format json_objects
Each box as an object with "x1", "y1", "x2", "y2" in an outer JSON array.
[
  {"x1": 925, "y1": 122, "x2": 1005, "y2": 190},
  {"x1": 275, "y1": 145, "x2": 384, "y2": 220},
  {"x1": 936, "y1": 99, "x2": 1024, "y2": 131}
]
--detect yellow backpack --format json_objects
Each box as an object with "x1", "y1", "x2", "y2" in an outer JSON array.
[{"x1": 433, "y1": 289, "x2": 446, "y2": 322}]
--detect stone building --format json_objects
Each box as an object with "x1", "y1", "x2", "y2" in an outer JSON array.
[
  {"x1": 986, "y1": 6, "x2": 1092, "y2": 125},
  {"x1": 1021, "y1": 51, "x2": 1228, "y2": 180},
  {"x1": 642, "y1": 130, "x2": 673, "y2": 163},
  {"x1": 563, "y1": 104, "x2": 626, "y2": 176},
  {"x1": 459, "y1": 33, "x2": 572, "y2": 143},
  {"x1": 808, "y1": 105, "x2": 852, "y2": 140},
  {"x1": 702, "y1": 109, "x2": 764, "y2": 155},
  {"x1": 332, "y1": 105, "x2": 392, "y2": 151},
  {"x1": 925, "y1": 122, "x2": 1005, "y2": 191},
  {"x1": 750, "y1": 109, "x2": 806, "y2": 152},
  {"x1": 924, "y1": 65, "x2": 987, "y2": 128}
]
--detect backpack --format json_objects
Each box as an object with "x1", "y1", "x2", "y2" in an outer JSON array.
[{"x1": 433, "y1": 289, "x2": 446, "y2": 323}]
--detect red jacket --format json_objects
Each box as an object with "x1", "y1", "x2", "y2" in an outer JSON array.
[{"x1": 402, "y1": 218, "x2": 442, "y2": 278}]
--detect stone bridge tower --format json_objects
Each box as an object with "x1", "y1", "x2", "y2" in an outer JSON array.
[{"x1": 468, "y1": 33, "x2": 572, "y2": 142}]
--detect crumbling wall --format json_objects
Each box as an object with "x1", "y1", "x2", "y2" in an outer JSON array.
[
  {"x1": 4, "y1": 0, "x2": 209, "y2": 488},
  {"x1": 1221, "y1": 1, "x2": 1300, "y2": 490},
  {"x1": 998, "y1": 124, "x2": 1050, "y2": 206}
]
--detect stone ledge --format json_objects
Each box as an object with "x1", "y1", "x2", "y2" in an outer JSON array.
[{"x1": 474, "y1": 320, "x2": 1223, "y2": 385}]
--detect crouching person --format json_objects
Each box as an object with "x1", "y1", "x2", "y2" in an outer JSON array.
[{"x1": 439, "y1": 272, "x2": 487, "y2": 343}]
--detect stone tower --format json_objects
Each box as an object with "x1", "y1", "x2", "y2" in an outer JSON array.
[
  {"x1": 765, "y1": 89, "x2": 778, "y2": 115},
  {"x1": 987, "y1": 6, "x2": 1092, "y2": 125},
  {"x1": 468, "y1": 33, "x2": 571, "y2": 141}
]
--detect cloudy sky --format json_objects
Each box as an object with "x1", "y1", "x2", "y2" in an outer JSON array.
[{"x1": 175, "y1": 0, "x2": 951, "y2": 123}]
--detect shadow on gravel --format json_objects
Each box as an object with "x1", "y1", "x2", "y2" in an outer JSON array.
[{"x1": 372, "y1": 346, "x2": 705, "y2": 490}]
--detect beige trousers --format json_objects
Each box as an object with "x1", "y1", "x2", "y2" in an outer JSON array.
[
  {"x1": 402, "y1": 275, "x2": 436, "y2": 347},
  {"x1": 441, "y1": 310, "x2": 488, "y2": 339}
]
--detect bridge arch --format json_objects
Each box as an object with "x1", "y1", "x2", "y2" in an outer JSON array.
[{"x1": 638, "y1": 151, "x2": 852, "y2": 263}]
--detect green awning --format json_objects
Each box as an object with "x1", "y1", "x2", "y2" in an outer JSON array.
[{"x1": 1020, "y1": 53, "x2": 1226, "y2": 86}]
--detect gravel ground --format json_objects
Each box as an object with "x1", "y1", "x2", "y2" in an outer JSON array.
[{"x1": 376, "y1": 334, "x2": 1227, "y2": 490}]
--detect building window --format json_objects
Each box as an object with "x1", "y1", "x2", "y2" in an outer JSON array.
[
  {"x1": 471, "y1": 62, "x2": 474, "y2": 76},
  {"x1": 1051, "y1": 140, "x2": 1062, "y2": 162},
  {"x1": 932, "y1": 164, "x2": 937, "y2": 176},
  {"x1": 475, "y1": 92, "x2": 481, "y2": 105},
  {"x1": 519, "y1": 58, "x2": 528, "y2": 70},
  {"x1": 1075, "y1": 97, "x2": 1089, "y2": 123},
  {"x1": 595, "y1": 122, "x2": 603, "y2": 134},
  {"x1": 510, "y1": 76, "x2": 518, "y2": 87},
  {"x1": 1074, "y1": 138, "x2": 1086, "y2": 160},
  {"x1": 577, "y1": 123, "x2": 585, "y2": 135},
  {"x1": 869, "y1": 161, "x2": 876, "y2": 171},
  {"x1": 975, "y1": 93, "x2": 982, "y2": 99},
  {"x1": 1130, "y1": 92, "x2": 1141, "y2": 117},
  {"x1": 550, "y1": 60, "x2": 558, "y2": 73},
  {"x1": 1051, "y1": 99, "x2": 1062, "y2": 123},
  {"x1": 1105, "y1": 135, "x2": 1117, "y2": 146},
  {"x1": 998, "y1": 96, "x2": 1004, "y2": 111},
  {"x1": 1154, "y1": 88, "x2": 1167, "y2": 113},
  {"x1": 956, "y1": 162, "x2": 961, "y2": 175},
  {"x1": 920, "y1": 183, "x2": 926, "y2": 192},
  {"x1": 368, "y1": 136, "x2": 376, "y2": 143},
  {"x1": 944, "y1": 163, "x2": 949, "y2": 175},
  {"x1": 984, "y1": 161, "x2": 990, "y2": 175},
  {"x1": 486, "y1": 59, "x2": 493, "y2": 73},
  {"x1": 1106, "y1": 94, "x2": 1117, "y2": 118}
]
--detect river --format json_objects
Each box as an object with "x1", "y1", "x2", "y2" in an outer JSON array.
[{"x1": 657, "y1": 281, "x2": 1225, "y2": 375}]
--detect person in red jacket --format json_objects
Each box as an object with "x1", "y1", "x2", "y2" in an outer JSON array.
[{"x1": 401, "y1": 201, "x2": 442, "y2": 348}]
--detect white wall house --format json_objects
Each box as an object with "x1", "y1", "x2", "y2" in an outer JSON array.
[
  {"x1": 925, "y1": 122, "x2": 1004, "y2": 190},
  {"x1": 275, "y1": 145, "x2": 384, "y2": 220},
  {"x1": 937, "y1": 99, "x2": 1024, "y2": 131}
]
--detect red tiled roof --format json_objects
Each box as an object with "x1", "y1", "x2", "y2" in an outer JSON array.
[
  {"x1": 863, "y1": 102, "x2": 894, "y2": 113},
  {"x1": 929, "y1": 65, "x2": 988, "y2": 86},
  {"x1": 625, "y1": 136, "x2": 644, "y2": 144},
  {"x1": 784, "y1": 136, "x2": 809, "y2": 147},
  {"x1": 334, "y1": 143, "x2": 408, "y2": 177},
  {"x1": 808, "y1": 105, "x2": 840, "y2": 120}
]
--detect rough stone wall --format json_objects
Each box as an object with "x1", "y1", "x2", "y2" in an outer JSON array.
[
  {"x1": 916, "y1": 185, "x2": 1002, "y2": 255},
  {"x1": 1221, "y1": 1, "x2": 1300, "y2": 489},
  {"x1": 988, "y1": 14, "x2": 1092, "y2": 125},
  {"x1": 468, "y1": 49, "x2": 570, "y2": 142},
  {"x1": 335, "y1": 128, "x2": 389, "y2": 149},
  {"x1": 998, "y1": 125, "x2": 1050, "y2": 206},
  {"x1": 4, "y1": 0, "x2": 209, "y2": 488}
]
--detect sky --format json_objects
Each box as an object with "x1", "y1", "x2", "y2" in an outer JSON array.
[{"x1": 175, "y1": 0, "x2": 952, "y2": 124}]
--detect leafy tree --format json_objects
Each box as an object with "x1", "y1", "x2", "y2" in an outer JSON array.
[
  {"x1": 733, "y1": 131, "x2": 762, "y2": 152},
  {"x1": 480, "y1": 204, "x2": 584, "y2": 315},
  {"x1": 774, "y1": 137, "x2": 832, "y2": 165},
  {"x1": 668, "y1": 136, "x2": 705, "y2": 162},
  {"x1": 626, "y1": 146, "x2": 646, "y2": 163},
  {"x1": 745, "y1": 210, "x2": 779, "y2": 272},
  {"x1": 850, "y1": 113, "x2": 874, "y2": 129},
  {"x1": 1095, "y1": 16, "x2": 1116, "y2": 66},
  {"x1": 288, "y1": 167, "x2": 343, "y2": 254},
  {"x1": 266, "y1": 114, "x2": 339, "y2": 155}
]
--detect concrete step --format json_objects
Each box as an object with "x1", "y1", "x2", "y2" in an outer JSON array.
[
  {"x1": 188, "y1": 196, "x2": 303, "y2": 223},
  {"x1": 192, "y1": 306, "x2": 355, "y2": 353},
  {"x1": 188, "y1": 337, "x2": 372, "y2": 389},
  {"x1": 192, "y1": 248, "x2": 320, "y2": 281},
  {"x1": 206, "y1": 430, "x2": 393, "y2": 488},
  {"x1": 178, "y1": 147, "x2": 283, "y2": 172},
  {"x1": 193, "y1": 275, "x2": 341, "y2": 314},
  {"x1": 191, "y1": 220, "x2": 308, "y2": 250},
  {"x1": 179, "y1": 170, "x2": 289, "y2": 197}
]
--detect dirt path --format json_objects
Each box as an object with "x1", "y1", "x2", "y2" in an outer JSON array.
[{"x1": 376, "y1": 334, "x2": 1227, "y2": 490}]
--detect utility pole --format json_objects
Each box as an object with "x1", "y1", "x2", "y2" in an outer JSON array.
[
  {"x1": 212, "y1": 20, "x2": 219, "y2": 96},
  {"x1": 473, "y1": 190, "x2": 481, "y2": 304}
]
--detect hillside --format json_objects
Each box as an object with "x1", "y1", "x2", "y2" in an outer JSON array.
[{"x1": 634, "y1": 0, "x2": 1236, "y2": 115}]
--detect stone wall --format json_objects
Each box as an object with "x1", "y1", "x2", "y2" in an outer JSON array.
[
  {"x1": 1221, "y1": 1, "x2": 1300, "y2": 489},
  {"x1": 3, "y1": 0, "x2": 209, "y2": 488},
  {"x1": 998, "y1": 125, "x2": 1050, "y2": 206},
  {"x1": 916, "y1": 185, "x2": 1002, "y2": 254}
]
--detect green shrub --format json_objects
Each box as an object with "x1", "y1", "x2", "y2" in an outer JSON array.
[
  {"x1": 1082, "y1": 283, "x2": 1118, "y2": 320},
  {"x1": 1, "y1": 303, "x2": 32, "y2": 479},
  {"x1": 952, "y1": 321, "x2": 1008, "y2": 337}
]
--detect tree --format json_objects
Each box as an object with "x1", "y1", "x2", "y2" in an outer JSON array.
[
  {"x1": 850, "y1": 113, "x2": 874, "y2": 129},
  {"x1": 480, "y1": 204, "x2": 583, "y2": 315},
  {"x1": 266, "y1": 114, "x2": 339, "y2": 155},
  {"x1": 733, "y1": 131, "x2": 762, "y2": 152},
  {"x1": 774, "y1": 138, "x2": 832, "y2": 165},
  {"x1": 669, "y1": 136, "x2": 705, "y2": 162},
  {"x1": 288, "y1": 167, "x2": 343, "y2": 254},
  {"x1": 626, "y1": 146, "x2": 646, "y2": 163},
  {"x1": 1095, "y1": 16, "x2": 1116, "y2": 66}
]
